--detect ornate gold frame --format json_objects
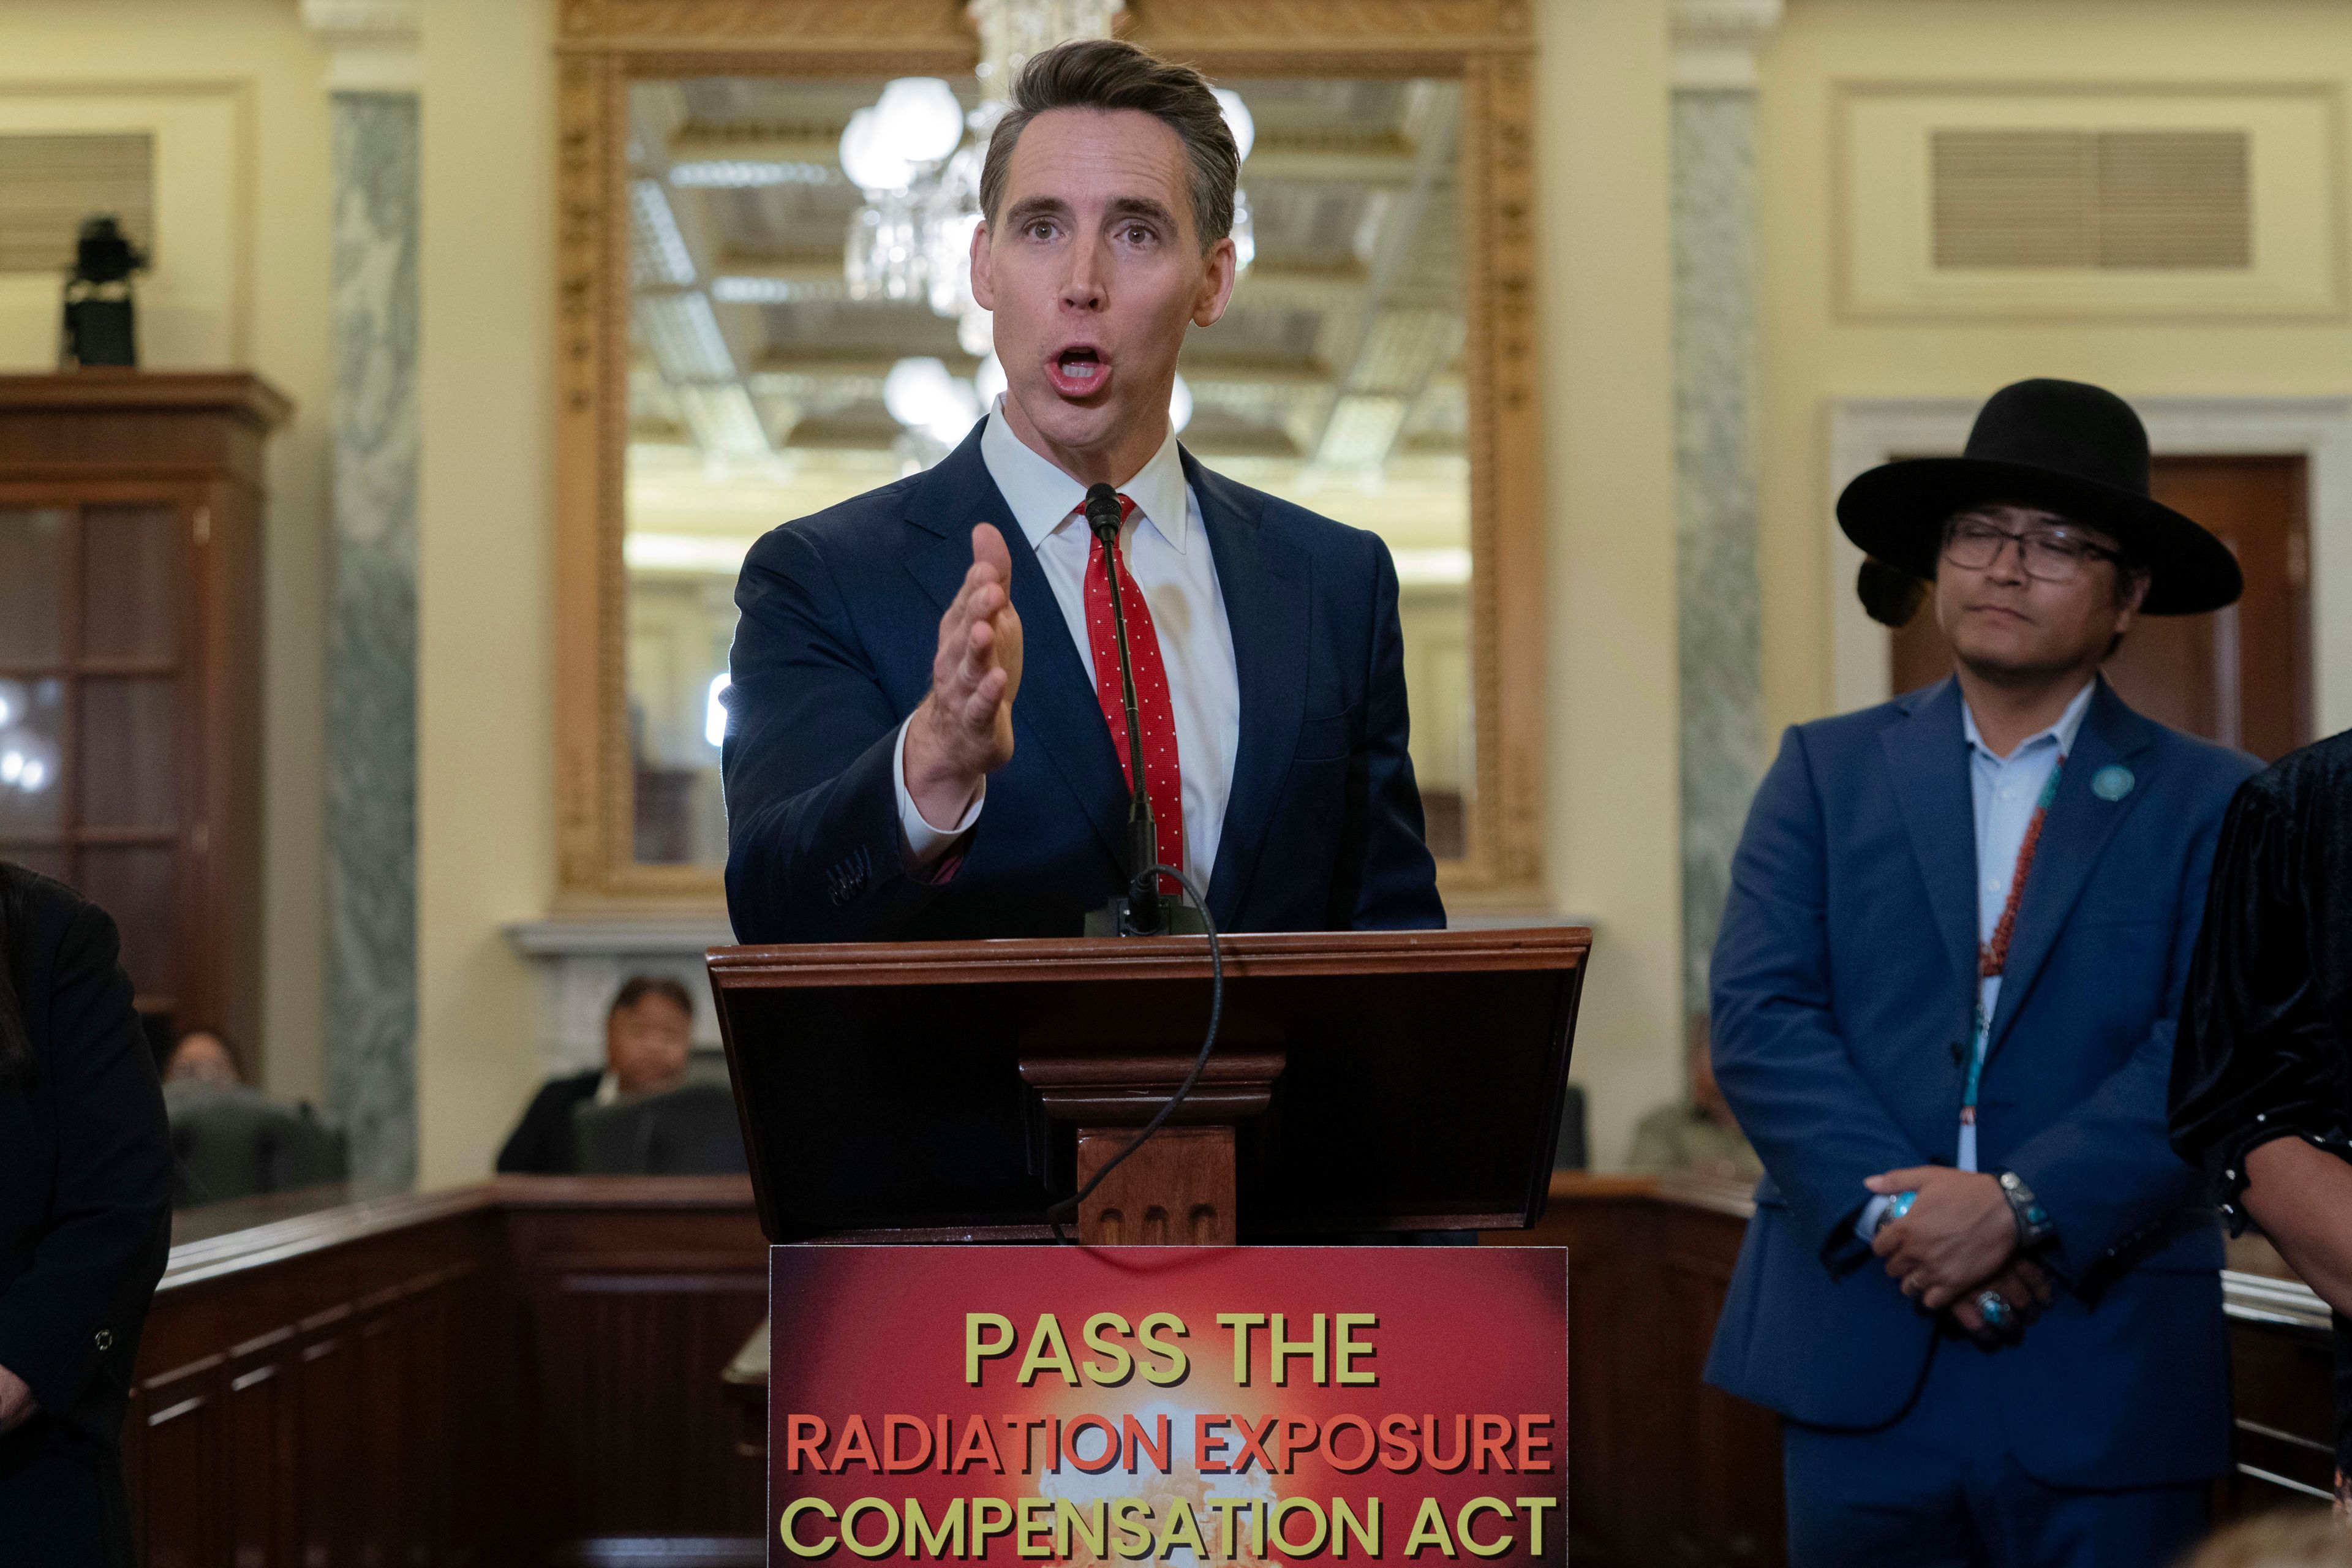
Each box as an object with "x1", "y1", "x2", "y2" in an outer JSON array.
[{"x1": 552, "y1": 0, "x2": 1543, "y2": 908}]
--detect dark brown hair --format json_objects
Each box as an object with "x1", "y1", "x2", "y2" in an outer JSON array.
[
  {"x1": 611, "y1": 974, "x2": 693, "y2": 1021},
  {"x1": 979, "y1": 38, "x2": 1239, "y2": 251}
]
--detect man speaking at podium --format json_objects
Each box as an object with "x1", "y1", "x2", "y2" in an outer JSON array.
[{"x1": 722, "y1": 39, "x2": 1444, "y2": 944}]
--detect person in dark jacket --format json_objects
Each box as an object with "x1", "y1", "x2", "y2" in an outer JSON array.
[
  {"x1": 0, "y1": 861, "x2": 174, "y2": 1568},
  {"x1": 496, "y1": 974, "x2": 696, "y2": 1174},
  {"x1": 720, "y1": 41, "x2": 1442, "y2": 945},
  {"x1": 2169, "y1": 728, "x2": 2352, "y2": 1516},
  {"x1": 1706, "y1": 382, "x2": 2255, "y2": 1566}
]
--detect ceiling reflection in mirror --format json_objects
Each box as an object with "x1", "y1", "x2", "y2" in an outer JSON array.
[{"x1": 624, "y1": 74, "x2": 1471, "y2": 868}]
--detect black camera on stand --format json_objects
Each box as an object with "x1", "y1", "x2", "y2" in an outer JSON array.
[{"x1": 61, "y1": 215, "x2": 148, "y2": 369}]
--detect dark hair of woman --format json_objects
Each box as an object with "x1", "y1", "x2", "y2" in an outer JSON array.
[
  {"x1": 0, "y1": 865, "x2": 32, "y2": 1090},
  {"x1": 610, "y1": 973, "x2": 694, "y2": 1019}
]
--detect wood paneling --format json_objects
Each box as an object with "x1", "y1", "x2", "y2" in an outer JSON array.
[
  {"x1": 130, "y1": 1178, "x2": 769, "y2": 1567},
  {"x1": 507, "y1": 1189, "x2": 771, "y2": 1550},
  {"x1": 134, "y1": 1259, "x2": 496, "y2": 1567},
  {"x1": 2216, "y1": 1237, "x2": 2343, "y2": 1518},
  {"x1": 1493, "y1": 1173, "x2": 1784, "y2": 1568}
]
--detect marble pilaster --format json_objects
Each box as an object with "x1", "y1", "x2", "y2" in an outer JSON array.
[
  {"x1": 1671, "y1": 1, "x2": 1779, "y2": 1021},
  {"x1": 324, "y1": 91, "x2": 420, "y2": 1188}
]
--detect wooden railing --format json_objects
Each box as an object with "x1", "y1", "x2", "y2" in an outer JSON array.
[
  {"x1": 125, "y1": 1171, "x2": 2336, "y2": 1567},
  {"x1": 1494, "y1": 1170, "x2": 1782, "y2": 1566},
  {"x1": 130, "y1": 1177, "x2": 768, "y2": 1568}
]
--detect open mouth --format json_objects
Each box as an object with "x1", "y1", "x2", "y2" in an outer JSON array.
[{"x1": 1044, "y1": 347, "x2": 1109, "y2": 399}]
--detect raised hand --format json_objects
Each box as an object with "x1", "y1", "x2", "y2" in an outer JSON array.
[
  {"x1": 904, "y1": 522, "x2": 1024, "y2": 827},
  {"x1": 0, "y1": 1362, "x2": 35, "y2": 1436}
]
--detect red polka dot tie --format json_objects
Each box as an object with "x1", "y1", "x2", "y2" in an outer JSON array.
[{"x1": 1084, "y1": 494, "x2": 1184, "y2": 895}]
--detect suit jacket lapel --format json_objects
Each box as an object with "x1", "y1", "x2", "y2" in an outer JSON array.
[
  {"x1": 1985, "y1": 679, "x2": 2154, "y2": 1055},
  {"x1": 1186, "y1": 450, "x2": 1306, "y2": 928},
  {"x1": 902, "y1": 429, "x2": 1128, "y2": 869},
  {"x1": 1880, "y1": 678, "x2": 1981, "y2": 998}
]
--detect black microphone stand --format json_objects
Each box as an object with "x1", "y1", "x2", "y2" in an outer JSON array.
[
  {"x1": 1078, "y1": 482, "x2": 1207, "y2": 938},
  {"x1": 1052, "y1": 483, "x2": 1223, "y2": 1243}
]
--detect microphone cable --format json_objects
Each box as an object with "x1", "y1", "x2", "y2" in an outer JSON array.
[{"x1": 1047, "y1": 863, "x2": 1223, "y2": 1245}]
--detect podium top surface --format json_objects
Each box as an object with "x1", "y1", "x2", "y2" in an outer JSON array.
[{"x1": 707, "y1": 925, "x2": 1591, "y2": 989}]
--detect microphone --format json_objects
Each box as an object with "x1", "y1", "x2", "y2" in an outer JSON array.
[{"x1": 1082, "y1": 481, "x2": 1164, "y2": 934}]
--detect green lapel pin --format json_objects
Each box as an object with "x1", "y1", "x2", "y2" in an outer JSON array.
[{"x1": 2091, "y1": 764, "x2": 2135, "y2": 802}]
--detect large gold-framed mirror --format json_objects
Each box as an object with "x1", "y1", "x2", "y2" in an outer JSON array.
[{"x1": 553, "y1": 0, "x2": 1541, "y2": 908}]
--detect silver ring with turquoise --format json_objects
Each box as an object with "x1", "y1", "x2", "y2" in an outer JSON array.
[{"x1": 1975, "y1": 1290, "x2": 2013, "y2": 1331}]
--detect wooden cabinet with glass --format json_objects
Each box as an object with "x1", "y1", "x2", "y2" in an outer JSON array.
[{"x1": 0, "y1": 371, "x2": 288, "y2": 1045}]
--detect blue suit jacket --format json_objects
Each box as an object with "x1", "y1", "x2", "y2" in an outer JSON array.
[
  {"x1": 722, "y1": 423, "x2": 1444, "y2": 942},
  {"x1": 1703, "y1": 677, "x2": 2255, "y2": 1488}
]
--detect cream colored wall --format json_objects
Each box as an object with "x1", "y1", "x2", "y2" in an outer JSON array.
[
  {"x1": 1539, "y1": 0, "x2": 1685, "y2": 1170},
  {"x1": 401, "y1": 0, "x2": 1692, "y2": 1183},
  {"x1": 0, "y1": 0, "x2": 1690, "y2": 1183},
  {"x1": 0, "y1": 0, "x2": 331, "y2": 1104},
  {"x1": 408, "y1": 0, "x2": 2352, "y2": 1180},
  {"x1": 414, "y1": 0, "x2": 556, "y2": 1188},
  {"x1": 1758, "y1": 0, "x2": 2352, "y2": 737}
]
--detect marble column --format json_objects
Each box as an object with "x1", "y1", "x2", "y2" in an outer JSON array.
[
  {"x1": 1670, "y1": 1, "x2": 1781, "y2": 1024},
  {"x1": 310, "y1": 2, "x2": 421, "y2": 1188}
]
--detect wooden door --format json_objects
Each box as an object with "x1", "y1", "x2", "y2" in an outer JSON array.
[{"x1": 1890, "y1": 455, "x2": 2313, "y2": 761}]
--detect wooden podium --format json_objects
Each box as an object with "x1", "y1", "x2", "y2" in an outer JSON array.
[{"x1": 709, "y1": 926, "x2": 1589, "y2": 1246}]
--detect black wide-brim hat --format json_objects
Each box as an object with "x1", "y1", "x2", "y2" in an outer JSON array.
[{"x1": 1837, "y1": 378, "x2": 2242, "y2": 616}]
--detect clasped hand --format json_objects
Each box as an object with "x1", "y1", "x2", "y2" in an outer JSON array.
[
  {"x1": 1866, "y1": 1166, "x2": 2051, "y2": 1344},
  {"x1": 0, "y1": 1362, "x2": 35, "y2": 1437}
]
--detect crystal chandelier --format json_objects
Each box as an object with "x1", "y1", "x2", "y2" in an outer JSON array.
[{"x1": 843, "y1": 0, "x2": 1256, "y2": 374}]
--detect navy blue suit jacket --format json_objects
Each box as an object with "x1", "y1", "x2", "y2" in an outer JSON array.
[
  {"x1": 722, "y1": 423, "x2": 1444, "y2": 942},
  {"x1": 1703, "y1": 677, "x2": 2255, "y2": 1488}
]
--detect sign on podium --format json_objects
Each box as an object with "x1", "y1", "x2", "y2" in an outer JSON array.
[{"x1": 770, "y1": 1246, "x2": 1569, "y2": 1567}]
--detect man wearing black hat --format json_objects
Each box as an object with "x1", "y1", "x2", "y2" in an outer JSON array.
[{"x1": 1705, "y1": 379, "x2": 2258, "y2": 1565}]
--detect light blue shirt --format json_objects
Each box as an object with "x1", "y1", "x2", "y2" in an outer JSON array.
[{"x1": 1856, "y1": 679, "x2": 2096, "y2": 1235}]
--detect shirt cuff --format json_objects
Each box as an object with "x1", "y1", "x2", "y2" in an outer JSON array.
[{"x1": 894, "y1": 715, "x2": 984, "y2": 869}]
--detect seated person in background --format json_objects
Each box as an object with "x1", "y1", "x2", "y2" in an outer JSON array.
[
  {"x1": 160, "y1": 1029, "x2": 346, "y2": 1207},
  {"x1": 1629, "y1": 1019, "x2": 1760, "y2": 1182},
  {"x1": 162, "y1": 1028, "x2": 241, "y2": 1086},
  {"x1": 496, "y1": 976, "x2": 695, "y2": 1175}
]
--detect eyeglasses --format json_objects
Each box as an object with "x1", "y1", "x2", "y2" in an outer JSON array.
[{"x1": 1942, "y1": 518, "x2": 2120, "y2": 584}]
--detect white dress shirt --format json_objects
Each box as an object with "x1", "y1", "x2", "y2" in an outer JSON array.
[
  {"x1": 1856, "y1": 679, "x2": 2096, "y2": 1235},
  {"x1": 892, "y1": 399, "x2": 1241, "y2": 897}
]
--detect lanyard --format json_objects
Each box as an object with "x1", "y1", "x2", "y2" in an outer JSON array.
[{"x1": 1960, "y1": 753, "x2": 2066, "y2": 1124}]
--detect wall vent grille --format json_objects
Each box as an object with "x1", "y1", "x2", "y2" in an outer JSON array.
[
  {"x1": 0, "y1": 133, "x2": 154, "y2": 276},
  {"x1": 1931, "y1": 129, "x2": 2250, "y2": 271}
]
